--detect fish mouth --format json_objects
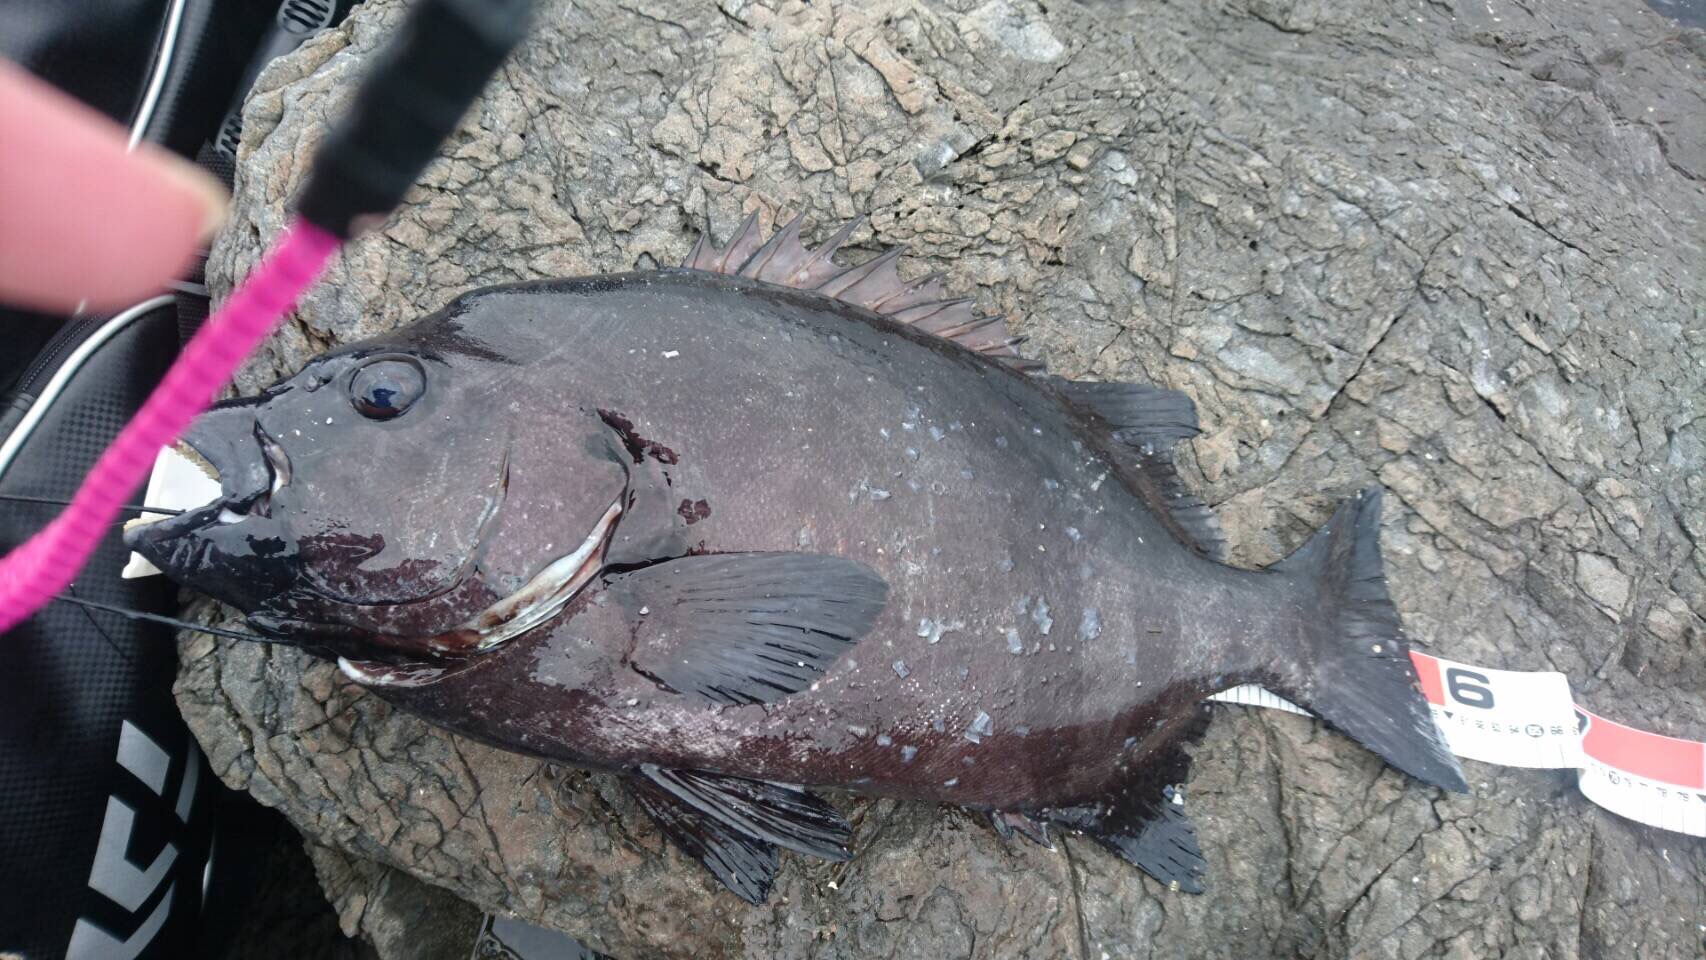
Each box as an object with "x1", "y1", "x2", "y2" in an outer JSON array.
[
  {"x1": 129, "y1": 422, "x2": 289, "y2": 535},
  {"x1": 123, "y1": 412, "x2": 298, "y2": 608},
  {"x1": 128, "y1": 404, "x2": 621, "y2": 661},
  {"x1": 412, "y1": 495, "x2": 625, "y2": 657}
]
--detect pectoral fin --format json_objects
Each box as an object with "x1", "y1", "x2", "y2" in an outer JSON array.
[{"x1": 609, "y1": 552, "x2": 888, "y2": 706}]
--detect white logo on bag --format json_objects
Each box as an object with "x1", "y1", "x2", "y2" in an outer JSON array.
[{"x1": 64, "y1": 721, "x2": 199, "y2": 960}]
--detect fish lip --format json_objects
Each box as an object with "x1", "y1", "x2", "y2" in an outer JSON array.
[
  {"x1": 124, "y1": 499, "x2": 227, "y2": 550},
  {"x1": 336, "y1": 657, "x2": 449, "y2": 687},
  {"x1": 122, "y1": 414, "x2": 290, "y2": 576},
  {"x1": 256, "y1": 422, "x2": 291, "y2": 510}
]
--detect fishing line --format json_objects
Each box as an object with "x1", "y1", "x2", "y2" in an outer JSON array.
[
  {"x1": 51, "y1": 593, "x2": 278, "y2": 644},
  {"x1": 61, "y1": 584, "x2": 135, "y2": 665},
  {"x1": 0, "y1": 493, "x2": 183, "y2": 516},
  {"x1": 0, "y1": 0, "x2": 534, "y2": 633}
]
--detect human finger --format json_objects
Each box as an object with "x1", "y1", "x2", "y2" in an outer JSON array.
[{"x1": 0, "y1": 60, "x2": 227, "y2": 313}]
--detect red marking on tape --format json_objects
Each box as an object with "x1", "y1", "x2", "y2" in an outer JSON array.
[
  {"x1": 1409, "y1": 651, "x2": 1445, "y2": 706},
  {"x1": 1579, "y1": 709, "x2": 1706, "y2": 789}
]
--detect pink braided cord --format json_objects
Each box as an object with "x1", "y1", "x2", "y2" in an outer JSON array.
[{"x1": 0, "y1": 218, "x2": 340, "y2": 633}]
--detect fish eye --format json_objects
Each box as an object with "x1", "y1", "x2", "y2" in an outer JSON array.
[{"x1": 348, "y1": 357, "x2": 426, "y2": 420}]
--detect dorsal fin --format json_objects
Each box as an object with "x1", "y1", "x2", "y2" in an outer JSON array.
[
  {"x1": 684, "y1": 212, "x2": 764, "y2": 275},
  {"x1": 685, "y1": 216, "x2": 1222, "y2": 558},
  {"x1": 1128, "y1": 449, "x2": 1227, "y2": 561},
  {"x1": 684, "y1": 215, "x2": 1034, "y2": 372},
  {"x1": 1051, "y1": 379, "x2": 1226, "y2": 561},
  {"x1": 1051, "y1": 379, "x2": 1200, "y2": 446}
]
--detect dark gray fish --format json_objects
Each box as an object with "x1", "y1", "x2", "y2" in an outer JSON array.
[{"x1": 127, "y1": 215, "x2": 1465, "y2": 903}]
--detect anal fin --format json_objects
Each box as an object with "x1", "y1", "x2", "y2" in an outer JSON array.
[
  {"x1": 1046, "y1": 711, "x2": 1209, "y2": 893},
  {"x1": 628, "y1": 775, "x2": 779, "y2": 904},
  {"x1": 638, "y1": 764, "x2": 852, "y2": 862},
  {"x1": 1053, "y1": 787, "x2": 1206, "y2": 894}
]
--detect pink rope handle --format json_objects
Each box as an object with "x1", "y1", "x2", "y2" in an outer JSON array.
[{"x1": 0, "y1": 218, "x2": 341, "y2": 633}]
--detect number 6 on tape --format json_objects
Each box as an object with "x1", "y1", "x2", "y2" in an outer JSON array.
[{"x1": 1409, "y1": 652, "x2": 1580, "y2": 769}]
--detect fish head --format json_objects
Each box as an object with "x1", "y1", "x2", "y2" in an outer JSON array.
[{"x1": 125, "y1": 329, "x2": 629, "y2": 661}]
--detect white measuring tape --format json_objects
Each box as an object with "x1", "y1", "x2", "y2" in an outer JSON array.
[{"x1": 1213, "y1": 651, "x2": 1706, "y2": 838}]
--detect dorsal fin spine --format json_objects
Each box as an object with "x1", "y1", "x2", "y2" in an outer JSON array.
[
  {"x1": 897, "y1": 298, "x2": 975, "y2": 329},
  {"x1": 682, "y1": 215, "x2": 1033, "y2": 370},
  {"x1": 816, "y1": 245, "x2": 906, "y2": 301},
  {"x1": 736, "y1": 213, "x2": 803, "y2": 278}
]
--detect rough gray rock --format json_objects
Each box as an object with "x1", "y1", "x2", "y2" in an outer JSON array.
[
  {"x1": 305, "y1": 843, "x2": 479, "y2": 960},
  {"x1": 179, "y1": 0, "x2": 1705, "y2": 956}
]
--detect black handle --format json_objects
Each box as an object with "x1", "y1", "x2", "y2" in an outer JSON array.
[{"x1": 295, "y1": 0, "x2": 533, "y2": 238}]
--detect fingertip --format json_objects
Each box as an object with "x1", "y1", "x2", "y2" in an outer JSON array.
[
  {"x1": 0, "y1": 63, "x2": 230, "y2": 313},
  {"x1": 144, "y1": 144, "x2": 229, "y2": 246}
]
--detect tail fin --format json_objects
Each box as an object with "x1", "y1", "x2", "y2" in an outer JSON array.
[{"x1": 1269, "y1": 488, "x2": 1467, "y2": 792}]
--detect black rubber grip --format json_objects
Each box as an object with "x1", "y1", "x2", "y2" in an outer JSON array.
[{"x1": 295, "y1": 0, "x2": 532, "y2": 237}]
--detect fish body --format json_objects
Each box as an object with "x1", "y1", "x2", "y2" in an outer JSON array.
[
  {"x1": 129, "y1": 218, "x2": 1465, "y2": 901},
  {"x1": 344, "y1": 271, "x2": 1271, "y2": 801}
]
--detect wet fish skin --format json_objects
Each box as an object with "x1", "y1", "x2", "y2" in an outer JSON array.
[
  {"x1": 298, "y1": 272, "x2": 1285, "y2": 799},
  {"x1": 127, "y1": 225, "x2": 1464, "y2": 902},
  {"x1": 129, "y1": 304, "x2": 627, "y2": 658}
]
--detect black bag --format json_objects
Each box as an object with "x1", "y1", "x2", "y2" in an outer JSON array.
[{"x1": 0, "y1": 3, "x2": 348, "y2": 957}]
